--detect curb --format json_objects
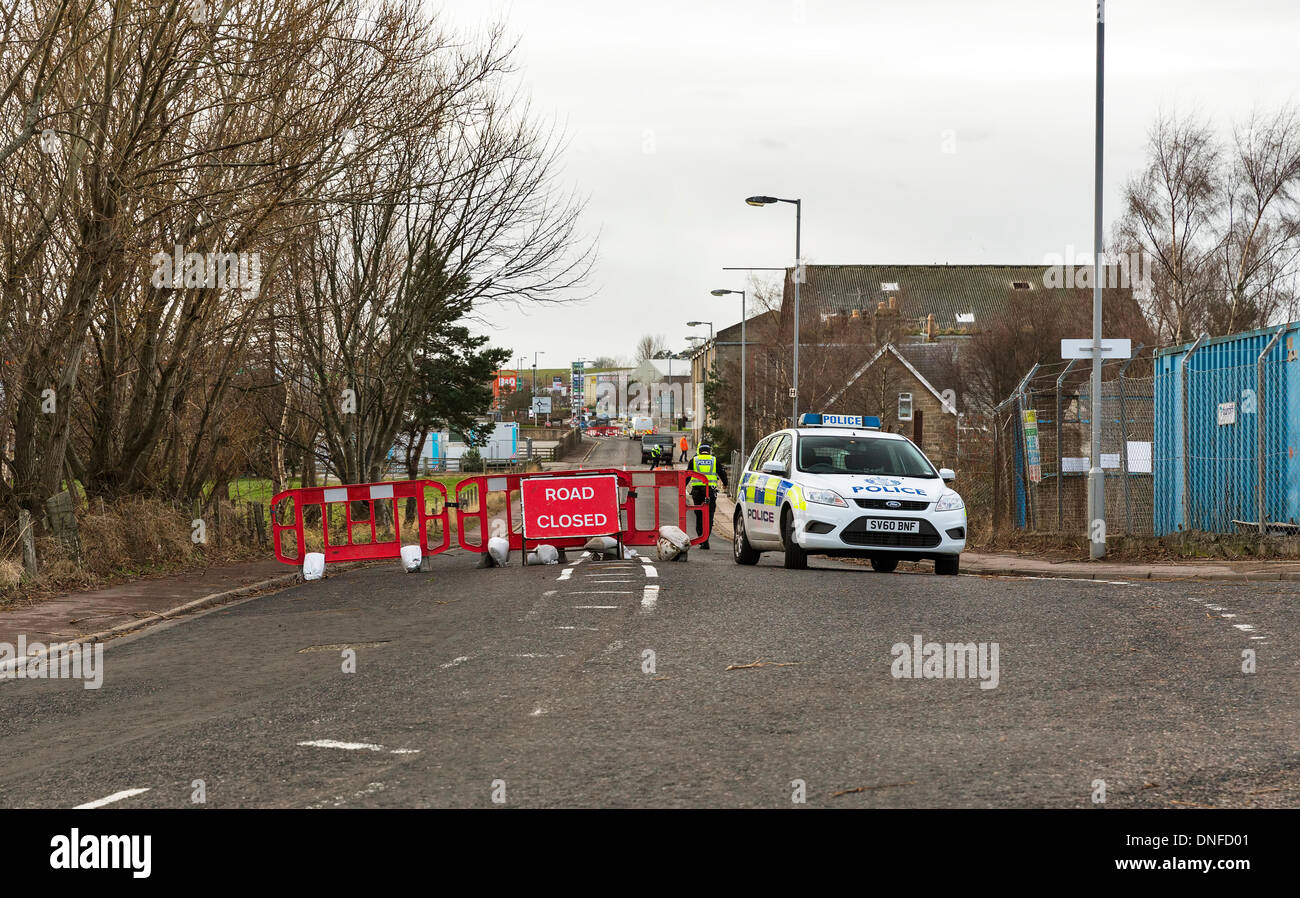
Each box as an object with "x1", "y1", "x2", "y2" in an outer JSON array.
[
  {"x1": 0, "y1": 561, "x2": 371, "y2": 677},
  {"x1": 947, "y1": 563, "x2": 1300, "y2": 583}
]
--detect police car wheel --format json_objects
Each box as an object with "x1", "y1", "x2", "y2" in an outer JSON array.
[
  {"x1": 733, "y1": 510, "x2": 760, "y2": 565},
  {"x1": 780, "y1": 507, "x2": 808, "y2": 570},
  {"x1": 870, "y1": 554, "x2": 898, "y2": 573},
  {"x1": 935, "y1": 554, "x2": 960, "y2": 576}
]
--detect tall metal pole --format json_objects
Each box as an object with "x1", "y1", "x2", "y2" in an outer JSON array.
[
  {"x1": 740, "y1": 290, "x2": 747, "y2": 464},
  {"x1": 1088, "y1": 1, "x2": 1107, "y2": 559},
  {"x1": 792, "y1": 200, "x2": 802, "y2": 426}
]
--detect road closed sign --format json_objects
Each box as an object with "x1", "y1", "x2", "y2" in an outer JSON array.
[{"x1": 521, "y1": 474, "x2": 621, "y2": 539}]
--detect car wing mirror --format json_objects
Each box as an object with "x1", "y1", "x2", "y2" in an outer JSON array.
[
  {"x1": 761, "y1": 460, "x2": 787, "y2": 476},
  {"x1": 939, "y1": 467, "x2": 956, "y2": 482}
]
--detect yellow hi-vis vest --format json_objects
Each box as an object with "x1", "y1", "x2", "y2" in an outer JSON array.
[{"x1": 691, "y1": 453, "x2": 719, "y2": 488}]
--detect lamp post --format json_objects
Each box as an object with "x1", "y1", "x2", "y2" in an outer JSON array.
[
  {"x1": 686, "y1": 320, "x2": 714, "y2": 343},
  {"x1": 746, "y1": 194, "x2": 801, "y2": 425},
  {"x1": 710, "y1": 289, "x2": 748, "y2": 464},
  {"x1": 1088, "y1": 3, "x2": 1106, "y2": 559},
  {"x1": 532, "y1": 351, "x2": 545, "y2": 425}
]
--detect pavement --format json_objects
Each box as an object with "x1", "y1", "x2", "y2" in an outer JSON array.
[{"x1": 1, "y1": 435, "x2": 1294, "y2": 808}]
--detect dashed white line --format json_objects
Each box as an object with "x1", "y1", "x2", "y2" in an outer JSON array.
[
  {"x1": 570, "y1": 590, "x2": 633, "y2": 594},
  {"x1": 574, "y1": 605, "x2": 619, "y2": 609},
  {"x1": 641, "y1": 585, "x2": 659, "y2": 610},
  {"x1": 558, "y1": 568, "x2": 574, "y2": 581},
  {"x1": 73, "y1": 788, "x2": 150, "y2": 810},
  {"x1": 440, "y1": 656, "x2": 470, "y2": 669},
  {"x1": 642, "y1": 565, "x2": 658, "y2": 578}
]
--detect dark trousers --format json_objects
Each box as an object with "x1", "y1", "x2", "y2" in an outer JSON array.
[{"x1": 691, "y1": 485, "x2": 718, "y2": 539}]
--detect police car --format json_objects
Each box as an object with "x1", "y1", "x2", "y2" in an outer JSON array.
[{"x1": 732, "y1": 412, "x2": 966, "y2": 574}]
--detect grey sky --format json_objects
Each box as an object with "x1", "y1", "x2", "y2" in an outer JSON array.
[{"x1": 434, "y1": 0, "x2": 1300, "y2": 367}]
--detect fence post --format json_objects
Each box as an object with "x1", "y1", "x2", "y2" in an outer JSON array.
[
  {"x1": 1116, "y1": 344, "x2": 1143, "y2": 535},
  {"x1": 1256, "y1": 327, "x2": 1285, "y2": 535},
  {"x1": 1055, "y1": 359, "x2": 1079, "y2": 531},
  {"x1": 1179, "y1": 333, "x2": 1209, "y2": 532},
  {"x1": 1014, "y1": 364, "x2": 1039, "y2": 530},
  {"x1": 18, "y1": 508, "x2": 37, "y2": 577}
]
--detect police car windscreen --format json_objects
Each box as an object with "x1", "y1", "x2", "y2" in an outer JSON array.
[{"x1": 797, "y1": 435, "x2": 937, "y2": 478}]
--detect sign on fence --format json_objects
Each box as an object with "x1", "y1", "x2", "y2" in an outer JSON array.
[
  {"x1": 520, "y1": 474, "x2": 621, "y2": 540},
  {"x1": 1022, "y1": 410, "x2": 1042, "y2": 483}
]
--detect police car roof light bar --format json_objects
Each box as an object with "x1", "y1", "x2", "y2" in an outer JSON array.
[{"x1": 798, "y1": 412, "x2": 881, "y2": 430}]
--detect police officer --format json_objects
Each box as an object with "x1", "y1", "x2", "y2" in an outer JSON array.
[{"x1": 688, "y1": 442, "x2": 727, "y2": 549}]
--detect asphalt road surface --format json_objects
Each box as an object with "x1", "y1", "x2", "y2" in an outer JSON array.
[{"x1": 1, "y1": 436, "x2": 1295, "y2": 808}]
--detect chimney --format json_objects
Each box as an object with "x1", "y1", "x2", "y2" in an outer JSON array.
[
  {"x1": 888, "y1": 296, "x2": 897, "y2": 311},
  {"x1": 925, "y1": 313, "x2": 936, "y2": 342}
]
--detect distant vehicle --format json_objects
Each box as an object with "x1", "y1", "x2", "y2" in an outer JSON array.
[
  {"x1": 630, "y1": 415, "x2": 655, "y2": 438},
  {"x1": 640, "y1": 433, "x2": 674, "y2": 465}
]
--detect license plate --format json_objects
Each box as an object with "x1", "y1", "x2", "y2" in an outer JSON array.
[{"x1": 865, "y1": 518, "x2": 919, "y2": 533}]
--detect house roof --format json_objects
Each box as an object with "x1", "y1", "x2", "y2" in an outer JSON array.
[
  {"x1": 781, "y1": 264, "x2": 1125, "y2": 333},
  {"x1": 826, "y1": 342, "x2": 956, "y2": 414}
]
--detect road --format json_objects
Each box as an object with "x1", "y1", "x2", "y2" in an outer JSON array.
[{"x1": 1, "y1": 434, "x2": 1296, "y2": 808}]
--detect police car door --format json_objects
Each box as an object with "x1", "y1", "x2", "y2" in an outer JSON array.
[
  {"x1": 739, "y1": 436, "x2": 773, "y2": 542},
  {"x1": 749, "y1": 434, "x2": 789, "y2": 542}
]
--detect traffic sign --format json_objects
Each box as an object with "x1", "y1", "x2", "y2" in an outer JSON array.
[
  {"x1": 520, "y1": 474, "x2": 620, "y2": 540},
  {"x1": 1061, "y1": 338, "x2": 1131, "y2": 359},
  {"x1": 531, "y1": 396, "x2": 552, "y2": 414}
]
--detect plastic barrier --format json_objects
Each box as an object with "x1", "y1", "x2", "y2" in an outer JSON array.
[
  {"x1": 271, "y1": 479, "x2": 450, "y2": 564},
  {"x1": 454, "y1": 468, "x2": 710, "y2": 553}
]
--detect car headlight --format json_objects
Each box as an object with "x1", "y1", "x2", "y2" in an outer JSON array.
[
  {"x1": 804, "y1": 487, "x2": 848, "y2": 507},
  {"x1": 935, "y1": 491, "x2": 964, "y2": 512}
]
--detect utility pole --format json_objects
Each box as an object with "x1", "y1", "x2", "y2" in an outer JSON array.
[{"x1": 1088, "y1": 0, "x2": 1107, "y2": 559}]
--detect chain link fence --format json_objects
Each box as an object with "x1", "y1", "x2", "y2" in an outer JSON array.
[{"x1": 983, "y1": 352, "x2": 1155, "y2": 537}]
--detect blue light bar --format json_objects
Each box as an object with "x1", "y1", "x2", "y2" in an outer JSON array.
[{"x1": 798, "y1": 412, "x2": 881, "y2": 429}]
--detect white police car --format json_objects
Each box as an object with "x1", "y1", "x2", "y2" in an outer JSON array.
[{"x1": 732, "y1": 413, "x2": 966, "y2": 574}]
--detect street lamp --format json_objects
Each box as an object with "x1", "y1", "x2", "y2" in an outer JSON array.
[
  {"x1": 711, "y1": 289, "x2": 747, "y2": 464},
  {"x1": 532, "y1": 351, "x2": 545, "y2": 424},
  {"x1": 745, "y1": 194, "x2": 802, "y2": 425},
  {"x1": 686, "y1": 320, "x2": 714, "y2": 343}
]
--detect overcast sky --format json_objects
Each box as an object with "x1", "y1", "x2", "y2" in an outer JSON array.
[{"x1": 433, "y1": 0, "x2": 1300, "y2": 368}]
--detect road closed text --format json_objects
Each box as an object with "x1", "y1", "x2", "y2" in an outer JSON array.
[{"x1": 521, "y1": 475, "x2": 620, "y2": 538}]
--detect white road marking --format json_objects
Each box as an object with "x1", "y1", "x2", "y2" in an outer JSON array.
[
  {"x1": 1233, "y1": 624, "x2": 1257, "y2": 632},
  {"x1": 642, "y1": 565, "x2": 658, "y2": 578},
  {"x1": 558, "y1": 568, "x2": 573, "y2": 581},
  {"x1": 574, "y1": 605, "x2": 619, "y2": 609},
  {"x1": 530, "y1": 707, "x2": 547, "y2": 717},
  {"x1": 1020, "y1": 575, "x2": 1131, "y2": 585},
  {"x1": 298, "y1": 740, "x2": 419, "y2": 754},
  {"x1": 440, "y1": 656, "x2": 470, "y2": 669},
  {"x1": 543, "y1": 589, "x2": 556, "y2": 597},
  {"x1": 570, "y1": 590, "x2": 633, "y2": 594},
  {"x1": 299, "y1": 740, "x2": 383, "y2": 751},
  {"x1": 1220, "y1": 613, "x2": 1237, "y2": 618},
  {"x1": 554, "y1": 626, "x2": 601, "y2": 631},
  {"x1": 641, "y1": 585, "x2": 659, "y2": 610},
  {"x1": 74, "y1": 788, "x2": 150, "y2": 810}
]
